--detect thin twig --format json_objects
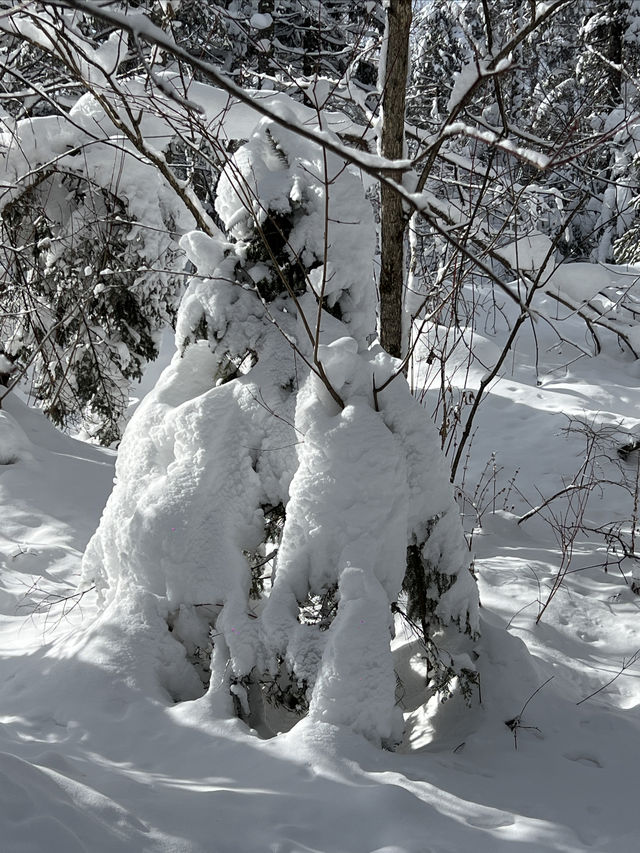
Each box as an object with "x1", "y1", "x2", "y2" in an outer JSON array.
[{"x1": 577, "y1": 651, "x2": 640, "y2": 706}]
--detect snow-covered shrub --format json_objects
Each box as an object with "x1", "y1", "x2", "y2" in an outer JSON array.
[{"x1": 81, "y1": 112, "x2": 479, "y2": 745}]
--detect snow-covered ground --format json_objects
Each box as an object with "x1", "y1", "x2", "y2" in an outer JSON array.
[{"x1": 1, "y1": 279, "x2": 640, "y2": 852}]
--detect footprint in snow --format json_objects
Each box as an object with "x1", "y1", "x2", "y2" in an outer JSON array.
[
  {"x1": 577, "y1": 630, "x2": 599, "y2": 643},
  {"x1": 563, "y1": 752, "x2": 603, "y2": 768}
]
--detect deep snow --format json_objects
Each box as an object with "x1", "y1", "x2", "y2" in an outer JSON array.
[{"x1": 1, "y1": 274, "x2": 640, "y2": 852}]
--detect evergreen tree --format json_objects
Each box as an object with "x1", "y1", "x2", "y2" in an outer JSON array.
[
  {"x1": 179, "y1": 0, "x2": 383, "y2": 88},
  {"x1": 81, "y1": 115, "x2": 479, "y2": 743},
  {"x1": 0, "y1": 73, "x2": 193, "y2": 443}
]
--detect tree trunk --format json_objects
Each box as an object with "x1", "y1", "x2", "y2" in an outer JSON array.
[{"x1": 379, "y1": 0, "x2": 412, "y2": 360}]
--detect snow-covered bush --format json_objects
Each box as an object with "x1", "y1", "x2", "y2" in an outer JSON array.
[{"x1": 81, "y1": 112, "x2": 479, "y2": 745}]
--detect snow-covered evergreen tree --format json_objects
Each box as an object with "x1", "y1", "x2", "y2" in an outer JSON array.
[
  {"x1": 80, "y1": 111, "x2": 479, "y2": 744},
  {"x1": 0, "y1": 4, "x2": 203, "y2": 442},
  {"x1": 0, "y1": 100, "x2": 191, "y2": 443}
]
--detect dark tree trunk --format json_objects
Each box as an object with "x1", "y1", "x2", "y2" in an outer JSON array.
[{"x1": 379, "y1": 0, "x2": 411, "y2": 360}]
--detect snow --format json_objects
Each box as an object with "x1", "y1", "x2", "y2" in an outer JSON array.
[
  {"x1": 250, "y1": 13, "x2": 273, "y2": 30},
  {"x1": 2, "y1": 1, "x2": 640, "y2": 847},
  {"x1": 0, "y1": 410, "x2": 34, "y2": 465},
  {"x1": 544, "y1": 260, "x2": 640, "y2": 303},
  {"x1": 495, "y1": 233, "x2": 556, "y2": 276},
  {"x1": 308, "y1": 566, "x2": 404, "y2": 747},
  {"x1": 2, "y1": 262, "x2": 640, "y2": 850},
  {"x1": 71, "y1": 111, "x2": 474, "y2": 746},
  {"x1": 447, "y1": 59, "x2": 483, "y2": 113},
  {"x1": 79, "y1": 335, "x2": 285, "y2": 705}
]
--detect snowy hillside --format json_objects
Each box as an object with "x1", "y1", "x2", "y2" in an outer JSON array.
[{"x1": 1, "y1": 272, "x2": 640, "y2": 852}]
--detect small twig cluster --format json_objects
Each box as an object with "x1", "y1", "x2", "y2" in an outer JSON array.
[
  {"x1": 17, "y1": 577, "x2": 95, "y2": 634},
  {"x1": 505, "y1": 676, "x2": 554, "y2": 750},
  {"x1": 515, "y1": 416, "x2": 640, "y2": 622},
  {"x1": 455, "y1": 443, "x2": 520, "y2": 548}
]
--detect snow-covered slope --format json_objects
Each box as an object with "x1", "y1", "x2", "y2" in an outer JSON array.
[{"x1": 2, "y1": 279, "x2": 640, "y2": 852}]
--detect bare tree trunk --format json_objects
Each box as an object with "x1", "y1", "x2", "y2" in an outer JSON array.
[{"x1": 379, "y1": 0, "x2": 412, "y2": 359}]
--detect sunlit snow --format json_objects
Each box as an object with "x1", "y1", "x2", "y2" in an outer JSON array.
[{"x1": 1, "y1": 265, "x2": 640, "y2": 851}]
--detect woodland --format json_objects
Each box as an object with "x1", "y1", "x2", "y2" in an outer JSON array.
[{"x1": 1, "y1": 3, "x2": 640, "y2": 852}]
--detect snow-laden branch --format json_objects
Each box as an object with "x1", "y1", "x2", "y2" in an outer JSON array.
[
  {"x1": 5, "y1": 0, "x2": 534, "y2": 314},
  {"x1": 441, "y1": 122, "x2": 551, "y2": 170},
  {"x1": 414, "y1": 0, "x2": 572, "y2": 192},
  {"x1": 30, "y1": 0, "x2": 409, "y2": 176}
]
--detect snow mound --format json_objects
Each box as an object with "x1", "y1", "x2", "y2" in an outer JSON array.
[{"x1": 0, "y1": 751, "x2": 149, "y2": 853}]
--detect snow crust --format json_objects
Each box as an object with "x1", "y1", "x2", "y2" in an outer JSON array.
[
  {"x1": 495, "y1": 233, "x2": 555, "y2": 275},
  {"x1": 496, "y1": 235, "x2": 640, "y2": 357},
  {"x1": 0, "y1": 410, "x2": 34, "y2": 465}
]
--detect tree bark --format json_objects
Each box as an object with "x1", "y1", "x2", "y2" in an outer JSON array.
[{"x1": 379, "y1": 0, "x2": 412, "y2": 359}]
